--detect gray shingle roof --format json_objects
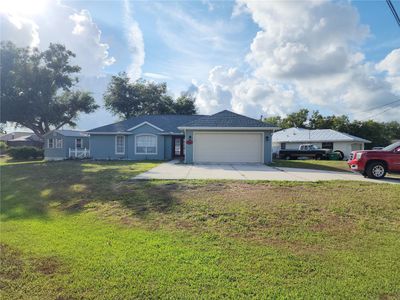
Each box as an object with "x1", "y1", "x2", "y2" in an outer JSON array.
[
  {"x1": 87, "y1": 115, "x2": 206, "y2": 133},
  {"x1": 272, "y1": 127, "x2": 371, "y2": 143},
  {"x1": 44, "y1": 130, "x2": 89, "y2": 137},
  {"x1": 179, "y1": 110, "x2": 277, "y2": 128}
]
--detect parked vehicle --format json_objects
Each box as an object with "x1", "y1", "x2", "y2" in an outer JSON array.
[
  {"x1": 347, "y1": 142, "x2": 400, "y2": 179},
  {"x1": 278, "y1": 144, "x2": 332, "y2": 160}
]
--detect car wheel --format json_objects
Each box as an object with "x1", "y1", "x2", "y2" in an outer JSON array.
[
  {"x1": 315, "y1": 154, "x2": 322, "y2": 160},
  {"x1": 285, "y1": 155, "x2": 291, "y2": 160},
  {"x1": 334, "y1": 150, "x2": 344, "y2": 160},
  {"x1": 366, "y1": 162, "x2": 387, "y2": 179}
]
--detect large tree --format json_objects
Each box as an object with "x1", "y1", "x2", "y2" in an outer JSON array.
[
  {"x1": 281, "y1": 109, "x2": 309, "y2": 128},
  {"x1": 0, "y1": 41, "x2": 98, "y2": 137},
  {"x1": 104, "y1": 72, "x2": 197, "y2": 118},
  {"x1": 174, "y1": 92, "x2": 197, "y2": 115}
]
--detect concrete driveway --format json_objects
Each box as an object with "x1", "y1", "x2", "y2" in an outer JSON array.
[{"x1": 133, "y1": 160, "x2": 400, "y2": 183}]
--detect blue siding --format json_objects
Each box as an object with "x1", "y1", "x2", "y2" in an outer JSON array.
[
  {"x1": 264, "y1": 132, "x2": 273, "y2": 163},
  {"x1": 164, "y1": 135, "x2": 173, "y2": 160},
  {"x1": 90, "y1": 124, "x2": 168, "y2": 161},
  {"x1": 44, "y1": 132, "x2": 89, "y2": 160},
  {"x1": 184, "y1": 130, "x2": 194, "y2": 163}
]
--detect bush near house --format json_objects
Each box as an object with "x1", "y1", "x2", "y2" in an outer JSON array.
[
  {"x1": 0, "y1": 141, "x2": 7, "y2": 154},
  {"x1": 7, "y1": 146, "x2": 44, "y2": 160}
]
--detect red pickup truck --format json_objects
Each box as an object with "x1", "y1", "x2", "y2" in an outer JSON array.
[{"x1": 347, "y1": 142, "x2": 400, "y2": 179}]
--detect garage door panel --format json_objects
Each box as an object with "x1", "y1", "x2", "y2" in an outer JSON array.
[{"x1": 193, "y1": 132, "x2": 262, "y2": 163}]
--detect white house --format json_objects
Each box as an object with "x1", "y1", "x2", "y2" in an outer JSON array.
[{"x1": 272, "y1": 128, "x2": 371, "y2": 159}]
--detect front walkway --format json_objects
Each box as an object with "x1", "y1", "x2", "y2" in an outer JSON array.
[{"x1": 133, "y1": 160, "x2": 400, "y2": 183}]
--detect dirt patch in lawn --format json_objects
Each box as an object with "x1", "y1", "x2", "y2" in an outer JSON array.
[
  {"x1": 0, "y1": 243, "x2": 24, "y2": 281},
  {"x1": 32, "y1": 256, "x2": 64, "y2": 275}
]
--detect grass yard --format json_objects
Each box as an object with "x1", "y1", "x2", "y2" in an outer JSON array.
[
  {"x1": 270, "y1": 159, "x2": 353, "y2": 172},
  {"x1": 1, "y1": 160, "x2": 400, "y2": 299}
]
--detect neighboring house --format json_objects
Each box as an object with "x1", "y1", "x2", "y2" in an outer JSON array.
[
  {"x1": 44, "y1": 130, "x2": 89, "y2": 160},
  {"x1": 87, "y1": 110, "x2": 278, "y2": 164},
  {"x1": 0, "y1": 132, "x2": 43, "y2": 148},
  {"x1": 272, "y1": 127, "x2": 371, "y2": 159}
]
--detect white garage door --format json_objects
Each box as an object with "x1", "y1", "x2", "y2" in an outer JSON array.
[{"x1": 193, "y1": 132, "x2": 263, "y2": 163}]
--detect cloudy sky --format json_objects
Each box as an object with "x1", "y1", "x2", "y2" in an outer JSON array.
[{"x1": 1, "y1": 0, "x2": 399, "y2": 130}]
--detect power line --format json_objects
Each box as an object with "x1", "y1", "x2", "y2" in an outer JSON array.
[
  {"x1": 387, "y1": 0, "x2": 400, "y2": 27},
  {"x1": 353, "y1": 98, "x2": 400, "y2": 115},
  {"x1": 360, "y1": 101, "x2": 400, "y2": 120}
]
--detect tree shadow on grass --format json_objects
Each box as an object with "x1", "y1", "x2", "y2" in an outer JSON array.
[{"x1": 0, "y1": 160, "x2": 177, "y2": 220}]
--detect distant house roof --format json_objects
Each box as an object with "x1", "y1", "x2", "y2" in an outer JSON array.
[
  {"x1": 9, "y1": 133, "x2": 42, "y2": 142},
  {"x1": 87, "y1": 115, "x2": 206, "y2": 134},
  {"x1": 178, "y1": 110, "x2": 277, "y2": 129},
  {"x1": 272, "y1": 127, "x2": 371, "y2": 143},
  {"x1": 0, "y1": 132, "x2": 33, "y2": 141},
  {"x1": 43, "y1": 130, "x2": 89, "y2": 137}
]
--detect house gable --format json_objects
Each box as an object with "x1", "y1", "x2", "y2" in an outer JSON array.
[{"x1": 127, "y1": 121, "x2": 164, "y2": 132}]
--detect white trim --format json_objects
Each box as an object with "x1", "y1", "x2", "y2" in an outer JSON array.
[
  {"x1": 115, "y1": 135, "x2": 125, "y2": 155},
  {"x1": 178, "y1": 126, "x2": 277, "y2": 131},
  {"x1": 75, "y1": 138, "x2": 82, "y2": 149},
  {"x1": 55, "y1": 138, "x2": 63, "y2": 149},
  {"x1": 47, "y1": 138, "x2": 54, "y2": 149},
  {"x1": 192, "y1": 131, "x2": 264, "y2": 164},
  {"x1": 128, "y1": 122, "x2": 164, "y2": 132},
  {"x1": 135, "y1": 133, "x2": 158, "y2": 155}
]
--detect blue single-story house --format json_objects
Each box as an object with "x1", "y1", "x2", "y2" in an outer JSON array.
[
  {"x1": 44, "y1": 130, "x2": 90, "y2": 160},
  {"x1": 86, "y1": 110, "x2": 278, "y2": 164}
]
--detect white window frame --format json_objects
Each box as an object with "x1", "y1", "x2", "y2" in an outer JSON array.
[
  {"x1": 75, "y1": 138, "x2": 83, "y2": 149},
  {"x1": 48, "y1": 138, "x2": 54, "y2": 149},
  {"x1": 135, "y1": 134, "x2": 158, "y2": 155},
  {"x1": 115, "y1": 135, "x2": 125, "y2": 155},
  {"x1": 55, "y1": 138, "x2": 63, "y2": 149}
]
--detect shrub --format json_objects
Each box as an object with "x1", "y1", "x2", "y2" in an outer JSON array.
[
  {"x1": 0, "y1": 141, "x2": 7, "y2": 154},
  {"x1": 7, "y1": 146, "x2": 44, "y2": 160}
]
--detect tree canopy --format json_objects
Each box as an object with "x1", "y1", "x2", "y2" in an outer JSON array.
[
  {"x1": 0, "y1": 41, "x2": 98, "y2": 137},
  {"x1": 104, "y1": 72, "x2": 197, "y2": 118},
  {"x1": 264, "y1": 109, "x2": 400, "y2": 148}
]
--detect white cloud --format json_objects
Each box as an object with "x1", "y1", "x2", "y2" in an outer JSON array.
[
  {"x1": 193, "y1": 66, "x2": 295, "y2": 117},
  {"x1": 143, "y1": 72, "x2": 170, "y2": 80},
  {"x1": 193, "y1": 0, "x2": 399, "y2": 121},
  {"x1": 0, "y1": 14, "x2": 39, "y2": 48},
  {"x1": 123, "y1": 0, "x2": 145, "y2": 81},
  {"x1": 376, "y1": 48, "x2": 400, "y2": 76},
  {"x1": 0, "y1": 1, "x2": 115, "y2": 76}
]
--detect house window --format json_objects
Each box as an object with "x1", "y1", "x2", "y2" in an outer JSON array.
[
  {"x1": 322, "y1": 142, "x2": 333, "y2": 149},
  {"x1": 55, "y1": 139, "x2": 63, "y2": 148},
  {"x1": 135, "y1": 134, "x2": 157, "y2": 154},
  {"x1": 75, "y1": 138, "x2": 83, "y2": 149},
  {"x1": 115, "y1": 135, "x2": 125, "y2": 154},
  {"x1": 281, "y1": 143, "x2": 286, "y2": 150},
  {"x1": 48, "y1": 138, "x2": 54, "y2": 148}
]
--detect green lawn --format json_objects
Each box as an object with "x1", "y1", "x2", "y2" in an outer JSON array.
[
  {"x1": 270, "y1": 159, "x2": 352, "y2": 172},
  {"x1": 1, "y1": 160, "x2": 400, "y2": 299}
]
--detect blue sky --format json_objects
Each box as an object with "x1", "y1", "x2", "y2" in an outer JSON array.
[
  {"x1": 70, "y1": 0, "x2": 260, "y2": 92},
  {"x1": 1, "y1": 0, "x2": 399, "y2": 131},
  {"x1": 70, "y1": 0, "x2": 399, "y2": 93}
]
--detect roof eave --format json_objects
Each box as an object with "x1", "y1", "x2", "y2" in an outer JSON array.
[
  {"x1": 87, "y1": 131, "x2": 131, "y2": 135},
  {"x1": 177, "y1": 126, "x2": 278, "y2": 130}
]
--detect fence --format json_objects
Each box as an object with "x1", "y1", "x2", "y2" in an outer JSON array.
[{"x1": 68, "y1": 148, "x2": 90, "y2": 159}]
